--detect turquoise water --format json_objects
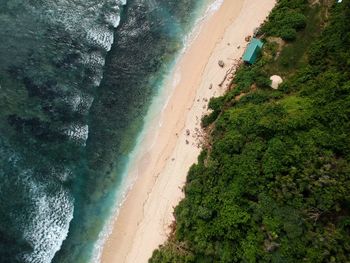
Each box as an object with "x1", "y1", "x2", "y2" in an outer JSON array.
[{"x1": 0, "y1": 0, "x2": 220, "y2": 262}]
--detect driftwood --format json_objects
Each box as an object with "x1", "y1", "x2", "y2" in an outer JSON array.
[
  {"x1": 218, "y1": 67, "x2": 234, "y2": 87},
  {"x1": 218, "y1": 59, "x2": 241, "y2": 87}
]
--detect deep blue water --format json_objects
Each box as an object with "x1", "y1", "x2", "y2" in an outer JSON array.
[{"x1": 0, "y1": 0, "x2": 205, "y2": 262}]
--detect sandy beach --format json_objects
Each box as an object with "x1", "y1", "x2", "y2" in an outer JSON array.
[{"x1": 101, "y1": 0, "x2": 276, "y2": 262}]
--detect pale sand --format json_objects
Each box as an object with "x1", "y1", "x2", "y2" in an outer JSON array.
[{"x1": 101, "y1": 0, "x2": 276, "y2": 262}]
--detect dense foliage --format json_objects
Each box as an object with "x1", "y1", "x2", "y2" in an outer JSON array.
[
  {"x1": 260, "y1": 0, "x2": 308, "y2": 41},
  {"x1": 150, "y1": 0, "x2": 350, "y2": 262}
]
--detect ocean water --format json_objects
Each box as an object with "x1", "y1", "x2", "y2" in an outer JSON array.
[{"x1": 0, "y1": 0, "x2": 216, "y2": 262}]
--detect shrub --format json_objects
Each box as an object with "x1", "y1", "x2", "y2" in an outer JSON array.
[{"x1": 280, "y1": 28, "x2": 297, "y2": 41}]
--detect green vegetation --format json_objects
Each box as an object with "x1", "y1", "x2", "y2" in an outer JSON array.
[
  {"x1": 260, "y1": 0, "x2": 308, "y2": 41},
  {"x1": 150, "y1": 0, "x2": 350, "y2": 262}
]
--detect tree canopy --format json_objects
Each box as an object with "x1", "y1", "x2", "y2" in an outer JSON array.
[{"x1": 150, "y1": 1, "x2": 350, "y2": 262}]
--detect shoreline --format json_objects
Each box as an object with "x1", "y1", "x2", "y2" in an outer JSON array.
[{"x1": 101, "y1": 1, "x2": 276, "y2": 262}]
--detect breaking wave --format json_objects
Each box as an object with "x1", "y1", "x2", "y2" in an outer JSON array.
[{"x1": 0, "y1": 0, "x2": 125, "y2": 262}]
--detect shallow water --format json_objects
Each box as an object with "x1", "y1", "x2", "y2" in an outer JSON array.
[{"x1": 0, "y1": 0, "x2": 210, "y2": 262}]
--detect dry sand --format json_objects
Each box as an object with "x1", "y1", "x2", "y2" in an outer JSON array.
[{"x1": 101, "y1": 0, "x2": 276, "y2": 262}]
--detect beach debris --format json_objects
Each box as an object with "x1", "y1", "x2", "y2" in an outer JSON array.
[
  {"x1": 253, "y1": 27, "x2": 260, "y2": 37},
  {"x1": 218, "y1": 60, "x2": 225, "y2": 68},
  {"x1": 186, "y1": 129, "x2": 190, "y2": 136},
  {"x1": 185, "y1": 139, "x2": 189, "y2": 145},
  {"x1": 209, "y1": 84, "x2": 213, "y2": 90},
  {"x1": 219, "y1": 59, "x2": 240, "y2": 87},
  {"x1": 245, "y1": 35, "x2": 252, "y2": 42},
  {"x1": 171, "y1": 158, "x2": 175, "y2": 161},
  {"x1": 191, "y1": 126, "x2": 211, "y2": 150},
  {"x1": 270, "y1": 75, "x2": 283, "y2": 89},
  {"x1": 237, "y1": 45, "x2": 241, "y2": 49}
]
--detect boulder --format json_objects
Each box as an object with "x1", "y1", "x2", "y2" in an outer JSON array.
[{"x1": 270, "y1": 75, "x2": 283, "y2": 89}]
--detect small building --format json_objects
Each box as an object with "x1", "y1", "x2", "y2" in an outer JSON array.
[{"x1": 243, "y1": 38, "x2": 264, "y2": 64}]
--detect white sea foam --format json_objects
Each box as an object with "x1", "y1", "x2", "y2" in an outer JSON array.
[
  {"x1": 64, "y1": 123, "x2": 89, "y2": 142},
  {"x1": 183, "y1": 0, "x2": 224, "y2": 50},
  {"x1": 1, "y1": 0, "x2": 128, "y2": 262},
  {"x1": 16, "y1": 171, "x2": 74, "y2": 263},
  {"x1": 87, "y1": 27, "x2": 115, "y2": 51},
  {"x1": 207, "y1": 0, "x2": 224, "y2": 13},
  {"x1": 172, "y1": 69, "x2": 182, "y2": 88},
  {"x1": 39, "y1": 0, "x2": 125, "y2": 93}
]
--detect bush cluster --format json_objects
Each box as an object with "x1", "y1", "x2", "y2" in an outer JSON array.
[
  {"x1": 260, "y1": 0, "x2": 308, "y2": 41},
  {"x1": 150, "y1": 1, "x2": 350, "y2": 262}
]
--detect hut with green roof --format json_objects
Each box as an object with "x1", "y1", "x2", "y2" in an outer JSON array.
[{"x1": 242, "y1": 38, "x2": 263, "y2": 64}]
